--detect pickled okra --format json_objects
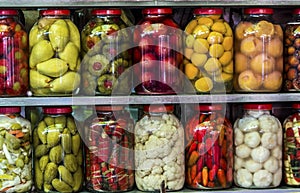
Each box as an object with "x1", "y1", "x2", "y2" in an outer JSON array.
[{"x1": 33, "y1": 106, "x2": 83, "y2": 192}]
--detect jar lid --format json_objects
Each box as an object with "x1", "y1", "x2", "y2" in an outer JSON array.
[
  {"x1": 193, "y1": 8, "x2": 223, "y2": 15},
  {"x1": 144, "y1": 104, "x2": 174, "y2": 112},
  {"x1": 243, "y1": 104, "x2": 272, "y2": 110},
  {"x1": 244, "y1": 8, "x2": 273, "y2": 15},
  {"x1": 40, "y1": 9, "x2": 70, "y2": 16},
  {"x1": 95, "y1": 106, "x2": 124, "y2": 111},
  {"x1": 91, "y1": 9, "x2": 122, "y2": 16},
  {"x1": 292, "y1": 103, "x2": 300, "y2": 109},
  {"x1": 142, "y1": 8, "x2": 172, "y2": 15},
  {"x1": 0, "y1": 107, "x2": 21, "y2": 114},
  {"x1": 293, "y1": 9, "x2": 300, "y2": 15},
  {"x1": 197, "y1": 104, "x2": 223, "y2": 111},
  {"x1": 0, "y1": 9, "x2": 18, "y2": 16},
  {"x1": 43, "y1": 106, "x2": 72, "y2": 114}
]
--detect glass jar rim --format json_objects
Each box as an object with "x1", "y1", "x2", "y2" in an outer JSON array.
[
  {"x1": 193, "y1": 8, "x2": 223, "y2": 15},
  {"x1": 0, "y1": 107, "x2": 21, "y2": 114},
  {"x1": 40, "y1": 9, "x2": 70, "y2": 16},
  {"x1": 244, "y1": 8, "x2": 273, "y2": 15},
  {"x1": 91, "y1": 9, "x2": 122, "y2": 16},
  {"x1": 43, "y1": 106, "x2": 72, "y2": 114},
  {"x1": 95, "y1": 105, "x2": 124, "y2": 111},
  {"x1": 142, "y1": 8, "x2": 172, "y2": 15},
  {"x1": 243, "y1": 104, "x2": 272, "y2": 110},
  {"x1": 196, "y1": 104, "x2": 223, "y2": 111},
  {"x1": 144, "y1": 104, "x2": 174, "y2": 112},
  {"x1": 0, "y1": 9, "x2": 18, "y2": 16}
]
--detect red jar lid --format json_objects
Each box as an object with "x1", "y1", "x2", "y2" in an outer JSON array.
[
  {"x1": 40, "y1": 9, "x2": 70, "y2": 16},
  {"x1": 193, "y1": 8, "x2": 223, "y2": 15},
  {"x1": 91, "y1": 9, "x2": 122, "y2": 16},
  {"x1": 43, "y1": 106, "x2": 72, "y2": 114},
  {"x1": 144, "y1": 104, "x2": 174, "y2": 113},
  {"x1": 292, "y1": 103, "x2": 300, "y2": 109},
  {"x1": 0, "y1": 9, "x2": 18, "y2": 16},
  {"x1": 243, "y1": 104, "x2": 272, "y2": 110},
  {"x1": 293, "y1": 9, "x2": 300, "y2": 15},
  {"x1": 244, "y1": 8, "x2": 273, "y2": 15},
  {"x1": 0, "y1": 107, "x2": 21, "y2": 114},
  {"x1": 142, "y1": 8, "x2": 172, "y2": 15},
  {"x1": 197, "y1": 104, "x2": 223, "y2": 111},
  {"x1": 95, "y1": 106, "x2": 124, "y2": 111}
]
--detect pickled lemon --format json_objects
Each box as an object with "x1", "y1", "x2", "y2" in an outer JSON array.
[
  {"x1": 222, "y1": 36, "x2": 233, "y2": 51},
  {"x1": 209, "y1": 44, "x2": 224, "y2": 58},
  {"x1": 197, "y1": 17, "x2": 214, "y2": 27},
  {"x1": 185, "y1": 19, "x2": 198, "y2": 34},
  {"x1": 185, "y1": 34, "x2": 195, "y2": 48},
  {"x1": 224, "y1": 22, "x2": 233, "y2": 37},
  {"x1": 211, "y1": 22, "x2": 227, "y2": 34},
  {"x1": 204, "y1": 58, "x2": 222, "y2": 73},
  {"x1": 219, "y1": 51, "x2": 232, "y2": 66},
  {"x1": 195, "y1": 77, "x2": 213, "y2": 92},
  {"x1": 255, "y1": 20, "x2": 274, "y2": 37},
  {"x1": 207, "y1": 32, "x2": 224, "y2": 44},
  {"x1": 191, "y1": 53, "x2": 207, "y2": 67},
  {"x1": 193, "y1": 38, "x2": 209, "y2": 54},
  {"x1": 192, "y1": 24, "x2": 210, "y2": 39},
  {"x1": 185, "y1": 63, "x2": 199, "y2": 80}
]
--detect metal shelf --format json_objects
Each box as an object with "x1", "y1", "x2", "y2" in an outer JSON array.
[
  {"x1": 0, "y1": 0, "x2": 300, "y2": 8},
  {"x1": 0, "y1": 93, "x2": 298, "y2": 106}
]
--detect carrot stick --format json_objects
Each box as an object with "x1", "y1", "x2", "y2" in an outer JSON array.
[
  {"x1": 217, "y1": 169, "x2": 227, "y2": 188},
  {"x1": 202, "y1": 166, "x2": 208, "y2": 187}
]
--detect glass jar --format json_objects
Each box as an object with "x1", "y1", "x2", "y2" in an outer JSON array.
[
  {"x1": 81, "y1": 9, "x2": 132, "y2": 95},
  {"x1": 233, "y1": 104, "x2": 282, "y2": 188},
  {"x1": 283, "y1": 103, "x2": 300, "y2": 186},
  {"x1": 84, "y1": 105, "x2": 134, "y2": 192},
  {"x1": 0, "y1": 107, "x2": 32, "y2": 192},
  {"x1": 29, "y1": 9, "x2": 81, "y2": 96},
  {"x1": 134, "y1": 104, "x2": 185, "y2": 191},
  {"x1": 284, "y1": 9, "x2": 300, "y2": 91},
  {"x1": 183, "y1": 8, "x2": 233, "y2": 94},
  {"x1": 33, "y1": 106, "x2": 83, "y2": 192},
  {"x1": 184, "y1": 104, "x2": 233, "y2": 189},
  {"x1": 0, "y1": 10, "x2": 29, "y2": 96},
  {"x1": 133, "y1": 8, "x2": 183, "y2": 95},
  {"x1": 234, "y1": 8, "x2": 283, "y2": 92}
]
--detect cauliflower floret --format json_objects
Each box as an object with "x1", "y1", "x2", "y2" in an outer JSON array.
[
  {"x1": 151, "y1": 166, "x2": 163, "y2": 175},
  {"x1": 238, "y1": 117, "x2": 259, "y2": 132},
  {"x1": 234, "y1": 129, "x2": 244, "y2": 146},
  {"x1": 263, "y1": 156, "x2": 279, "y2": 173},
  {"x1": 251, "y1": 146, "x2": 270, "y2": 163},
  {"x1": 272, "y1": 169, "x2": 282, "y2": 187},
  {"x1": 244, "y1": 131, "x2": 261, "y2": 148},
  {"x1": 259, "y1": 115, "x2": 280, "y2": 133},
  {"x1": 163, "y1": 161, "x2": 181, "y2": 181},
  {"x1": 234, "y1": 156, "x2": 244, "y2": 170},
  {"x1": 277, "y1": 129, "x2": 282, "y2": 146},
  {"x1": 167, "y1": 177, "x2": 185, "y2": 190},
  {"x1": 235, "y1": 168, "x2": 253, "y2": 188},
  {"x1": 271, "y1": 146, "x2": 282, "y2": 160},
  {"x1": 236, "y1": 144, "x2": 251, "y2": 159},
  {"x1": 136, "y1": 174, "x2": 167, "y2": 191},
  {"x1": 261, "y1": 132, "x2": 277, "y2": 149},
  {"x1": 136, "y1": 158, "x2": 163, "y2": 171},
  {"x1": 144, "y1": 136, "x2": 171, "y2": 158},
  {"x1": 136, "y1": 169, "x2": 151, "y2": 178},
  {"x1": 247, "y1": 110, "x2": 265, "y2": 118},
  {"x1": 245, "y1": 159, "x2": 262, "y2": 173},
  {"x1": 253, "y1": 169, "x2": 273, "y2": 188}
]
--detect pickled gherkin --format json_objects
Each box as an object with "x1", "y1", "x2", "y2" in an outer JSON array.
[
  {"x1": 33, "y1": 106, "x2": 83, "y2": 192},
  {"x1": 0, "y1": 107, "x2": 32, "y2": 192},
  {"x1": 81, "y1": 9, "x2": 132, "y2": 95}
]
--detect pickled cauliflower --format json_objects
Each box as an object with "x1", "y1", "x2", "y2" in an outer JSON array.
[{"x1": 135, "y1": 113, "x2": 185, "y2": 191}]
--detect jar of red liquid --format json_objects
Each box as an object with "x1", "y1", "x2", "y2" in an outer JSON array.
[
  {"x1": 284, "y1": 9, "x2": 300, "y2": 91},
  {"x1": 0, "y1": 9, "x2": 29, "y2": 96},
  {"x1": 234, "y1": 8, "x2": 283, "y2": 92},
  {"x1": 283, "y1": 103, "x2": 300, "y2": 186},
  {"x1": 84, "y1": 105, "x2": 134, "y2": 192},
  {"x1": 133, "y1": 8, "x2": 183, "y2": 94},
  {"x1": 185, "y1": 104, "x2": 233, "y2": 189}
]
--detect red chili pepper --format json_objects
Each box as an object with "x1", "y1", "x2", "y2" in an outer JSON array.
[
  {"x1": 217, "y1": 169, "x2": 227, "y2": 188},
  {"x1": 188, "y1": 141, "x2": 198, "y2": 157},
  {"x1": 197, "y1": 142, "x2": 206, "y2": 155},
  {"x1": 197, "y1": 156, "x2": 204, "y2": 173},
  {"x1": 209, "y1": 164, "x2": 218, "y2": 182},
  {"x1": 192, "y1": 171, "x2": 202, "y2": 186},
  {"x1": 199, "y1": 113, "x2": 207, "y2": 123},
  {"x1": 206, "y1": 154, "x2": 213, "y2": 170},
  {"x1": 212, "y1": 143, "x2": 221, "y2": 167},
  {"x1": 220, "y1": 158, "x2": 227, "y2": 171}
]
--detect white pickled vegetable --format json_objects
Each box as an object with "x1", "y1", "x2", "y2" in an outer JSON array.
[
  {"x1": 253, "y1": 170, "x2": 273, "y2": 188},
  {"x1": 234, "y1": 129, "x2": 244, "y2": 146},
  {"x1": 251, "y1": 146, "x2": 270, "y2": 163},
  {"x1": 238, "y1": 117, "x2": 259, "y2": 132},
  {"x1": 235, "y1": 169, "x2": 253, "y2": 188},
  {"x1": 263, "y1": 156, "x2": 279, "y2": 173},
  {"x1": 236, "y1": 144, "x2": 251, "y2": 159},
  {"x1": 244, "y1": 131, "x2": 260, "y2": 148},
  {"x1": 245, "y1": 159, "x2": 262, "y2": 173},
  {"x1": 261, "y1": 132, "x2": 277, "y2": 149}
]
